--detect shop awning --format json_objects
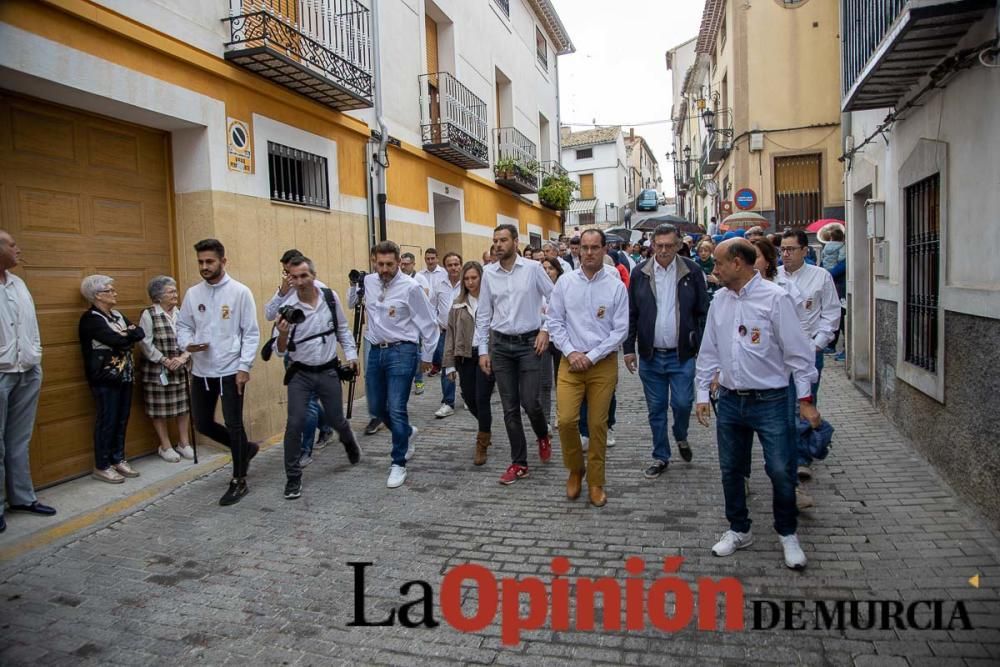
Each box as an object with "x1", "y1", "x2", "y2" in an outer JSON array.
[{"x1": 569, "y1": 198, "x2": 598, "y2": 214}]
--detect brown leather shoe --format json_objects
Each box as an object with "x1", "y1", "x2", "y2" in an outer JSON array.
[
  {"x1": 588, "y1": 486, "x2": 607, "y2": 507},
  {"x1": 474, "y1": 432, "x2": 491, "y2": 466},
  {"x1": 566, "y1": 469, "x2": 584, "y2": 500}
]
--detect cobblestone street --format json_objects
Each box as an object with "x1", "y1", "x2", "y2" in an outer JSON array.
[{"x1": 2, "y1": 360, "x2": 999, "y2": 666}]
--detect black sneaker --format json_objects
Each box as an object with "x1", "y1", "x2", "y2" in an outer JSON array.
[
  {"x1": 343, "y1": 434, "x2": 362, "y2": 465},
  {"x1": 643, "y1": 460, "x2": 669, "y2": 479},
  {"x1": 219, "y1": 480, "x2": 248, "y2": 506},
  {"x1": 284, "y1": 478, "x2": 302, "y2": 500},
  {"x1": 364, "y1": 418, "x2": 382, "y2": 436},
  {"x1": 677, "y1": 441, "x2": 693, "y2": 462}
]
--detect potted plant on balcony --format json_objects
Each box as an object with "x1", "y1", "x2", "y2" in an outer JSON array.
[
  {"x1": 495, "y1": 157, "x2": 518, "y2": 181},
  {"x1": 538, "y1": 172, "x2": 577, "y2": 210}
]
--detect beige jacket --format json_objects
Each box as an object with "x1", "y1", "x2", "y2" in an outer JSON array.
[{"x1": 443, "y1": 298, "x2": 477, "y2": 369}]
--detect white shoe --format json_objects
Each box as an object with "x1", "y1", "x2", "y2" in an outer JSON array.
[
  {"x1": 405, "y1": 426, "x2": 418, "y2": 461},
  {"x1": 315, "y1": 431, "x2": 335, "y2": 450},
  {"x1": 581, "y1": 435, "x2": 590, "y2": 450},
  {"x1": 779, "y1": 533, "x2": 807, "y2": 570},
  {"x1": 176, "y1": 444, "x2": 195, "y2": 460},
  {"x1": 711, "y1": 530, "x2": 754, "y2": 557},
  {"x1": 607, "y1": 429, "x2": 616, "y2": 448},
  {"x1": 434, "y1": 404, "x2": 455, "y2": 419},
  {"x1": 158, "y1": 447, "x2": 181, "y2": 463},
  {"x1": 387, "y1": 464, "x2": 407, "y2": 488}
]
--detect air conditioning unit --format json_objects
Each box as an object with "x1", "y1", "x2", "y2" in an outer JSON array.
[{"x1": 749, "y1": 132, "x2": 764, "y2": 152}]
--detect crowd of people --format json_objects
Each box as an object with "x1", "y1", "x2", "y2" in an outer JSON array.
[{"x1": 0, "y1": 220, "x2": 844, "y2": 572}]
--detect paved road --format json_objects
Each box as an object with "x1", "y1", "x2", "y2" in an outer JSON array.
[{"x1": 1, "y1": 359, "x2": 999, "y2": 665}]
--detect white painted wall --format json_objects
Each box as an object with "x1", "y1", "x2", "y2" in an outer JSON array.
[
  {"x1": 92, "y1": 0, "x2": 231, "y2": 57},
  {"x1": 561, "y1": 135, "x2": 627, "y2": 224}
]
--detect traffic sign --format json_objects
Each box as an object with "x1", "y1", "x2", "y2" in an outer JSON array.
[{"x1": 734, "y1": 188, "x2": 757, "y2": 211}]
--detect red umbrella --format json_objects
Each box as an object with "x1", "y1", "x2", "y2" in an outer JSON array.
[{"x1": 806, "y1": 218, "x2": 845, "y2": 233}]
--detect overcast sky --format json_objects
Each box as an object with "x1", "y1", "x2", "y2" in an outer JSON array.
[{"x1": 550, "y1": 0, "x2": 704, "y2": 195}]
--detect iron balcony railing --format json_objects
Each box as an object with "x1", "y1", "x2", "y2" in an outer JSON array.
[
  {"x1": 841, "y1": 0, "x2": 993, "y2": 110},
  {"x1": 494, "y1": 127, "x2": 539, "y2": 194},
  {"x1": 223, "y1": 0, "x2": 373, "y2": 110},
  {"x1": 419, "y1": 72, "x2": 489, "y2": 169},
  {"x1": 539, "y1": 161, "x2": 568, "y2": 178}
]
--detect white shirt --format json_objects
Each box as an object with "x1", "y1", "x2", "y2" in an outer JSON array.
[
  {"x1": 557, "y1": 256, "x2": 573, "y2": 274},
  {"x1": 778, "y1": 263, "x2": 840, "y2": 349},
  {"x1": 547, "y1": 266, "x2": 629, "y2": 365},
  {"x1": 0, "y1": 272, "x2": 41, "y2": 372},
  {"x1": 433, "y1": 278, "x2": 462, "y2": 329},
  {"x1": 653, "y1": 257, "x2": 679, "y2": 349},
  {"x1": 418, "y1": 265, "x2": 448, "y2": 297},
  {"x1": 264, "y1": 278, "x2": 327, "y2": 321},
  {"x1": 139, "y1": 304, "x2": 178, "y2": 364},
  {"x1": 773, "y1": 273, "x2": 809, "y2": 330},
  {"x1": 277, "y1": 286, "x2": 357, "y2": 364},
  {"x1": 695, "y1": 272, "x2": 818, "y2": 403},
  {"x1": 176, "y1": 273, "x2": 259, "y2": 377},
  {"x1": 410, "y1": 271, "x2": 430, "y2": 296},
  {"x1": 474, "y1": 256, "x2": 554, "y2": 347},
  {"x1": 363, "y1": 271, "x2": 439, "y2": 362}
]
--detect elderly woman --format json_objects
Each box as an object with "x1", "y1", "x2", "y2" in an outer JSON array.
[
  {"x1": 138, "y1": 276, "x2": 193, "y2": 463},
  {"x1": 79, "y1": 275, "x2": 146, "y2": 483}
]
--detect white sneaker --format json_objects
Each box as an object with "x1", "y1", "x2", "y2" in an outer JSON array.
[
  {"x1": 434, "y1": 404, "x2": 455, "y2": 419},
  {"x1": 315, "y1": 431, "x2": 335, "y2": 450},
  {"x1": 158, "y1": 447, "x2": 181, "y2": 463},
  {"x1": 607, "y1": 429, "x2": 616, "y2": 448},
  {"x1": 176, "y1": 444, "x2": 195, "y2": 460},
  {"x1": 405, "y1": 426, "x2": 418, "y2": 461},
  {"x1": 779, "y1": 533, "x2": 807, "y2": 570},
  {"x1": 711, "y1": 530, "x2": 754, "y2": 557},
  {"x1": 387, "y1": 464, "x2": 407, "y2": 488}
]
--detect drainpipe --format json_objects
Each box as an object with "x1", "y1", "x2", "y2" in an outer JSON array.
[{"x1": 371, "y1": 0, "x2": 389, "y2": 242}]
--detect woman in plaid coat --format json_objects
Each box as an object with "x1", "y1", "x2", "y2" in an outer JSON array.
[{"x1": 138, "y1": 276, "x2": 193, "y2": 463}]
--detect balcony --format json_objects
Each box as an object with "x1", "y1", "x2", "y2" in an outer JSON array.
[
  {"x1": 494, "y1": 127, "x2": 539, "y2": 194},
  {"x1": 539, "y1": 161, "x2": 568, "y2": 178},
  {"x1": 841, "y1": 0, "x2": 993, "y2": 111},
  {"x1": 223, "y1": 0, "x2": 373, "y2": 111},
  {"x1": 419, "y1": 72, "x2": 489, "y2": 169}
]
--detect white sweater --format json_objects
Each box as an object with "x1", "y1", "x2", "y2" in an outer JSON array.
[{"x1": 177, "y1": 273, "x2": 259, "y2": 378}]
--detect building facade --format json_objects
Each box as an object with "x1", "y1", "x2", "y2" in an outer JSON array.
[
  {"x1": 623, "y1": 129, "x2": 662, "y2": 209},
  {"x1": 665, "y1": 36, "x2": 700, "y2": 223},
  {"x1": 560, "y1": 126, "x2": 627, "y2": 229},
  {"x1": 841, "y1": 0, "x2": 1000, "y2": 524},
  {"x1": 674, "y1": 0, "x2": 844, "y2": 229},
  {"x1": 0, "y1": 0, "x2": 571, "y2": 487}
]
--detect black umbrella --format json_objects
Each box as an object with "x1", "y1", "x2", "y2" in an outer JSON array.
[{"x1": 635, "y1": 214, "x2": 703, "y2": 234}]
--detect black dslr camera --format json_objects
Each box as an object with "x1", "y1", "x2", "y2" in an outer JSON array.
[
  {"x1": 277, "y1": 305, "x2": 306, "y2": 325},
  {"x1": 349, "y1": 269, "x2": 367, "y2": 296}
]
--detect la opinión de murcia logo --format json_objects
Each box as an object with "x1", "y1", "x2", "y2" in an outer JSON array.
[{"x1": 348, "y1": 558, "x2": 975, "y2": 645}]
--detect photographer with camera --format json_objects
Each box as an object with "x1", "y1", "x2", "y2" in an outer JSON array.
[
  {"x1": 273, "y1": 256, "x2": 361, "y2": 500},
  {"x1": 265, "y1": 249, "x2": 334, "y2": 467}
]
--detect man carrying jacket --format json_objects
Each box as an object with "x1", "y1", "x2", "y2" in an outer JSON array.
[{"x1": 624, "y1": 223, "x2": 710, "y2": 480}]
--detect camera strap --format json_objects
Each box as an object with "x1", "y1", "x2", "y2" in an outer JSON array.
[{"x1": 260, "y1": 288, "x2": 341, "y2": 362}]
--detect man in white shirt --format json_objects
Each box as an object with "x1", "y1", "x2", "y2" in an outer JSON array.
[
  {"x1": 418, "y1": 248, "x2": 448, "y2": 300},
  {"x1": 778, "y1": 229, "x2": 841, "y2": 404},
  {"x1": 274, "y1": 256, "x2": 361, "y2": 500},
  {"x1": 401, "y1": 252, "x2": 431, "y2": 396},
  {"x1": 694, "y1": 238, "x2": 820, "y2": 570},
  {"x1": 364, "y1": 241, "x2": 439, "y2": 489},
  {"x1": 547, "y1": 229, "x2": 629, "y2": 508},
  {"x1": 431, "y1": 252, "x2": 462, "y2": 418},
  {"x1": 542, "y1": 241, "x2": 572, "y2": 274},
  {"x1": 177, "y1": 239, "x2": 260, "y2": 506},
  {"x1": 264, "y1": 249, "x2": 333, "y2": 465},
  {"x1": 0, "y1": 231, "x2": 55, "y2": 532},
  {"x1": 476, "y1": 224, "x2": 554, "y2": 485}
]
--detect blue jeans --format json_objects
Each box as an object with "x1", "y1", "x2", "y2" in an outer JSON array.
[
  {"x1": 366, "y1": 342, "x2": 419, "y2": 466},
  {"x1": 578, "y1": 392, "x2": 616, "y2": 438},
  {"x1": 637, "y1": 350, "x2": 695, "y2": 463},
  {"x1": 433, "y1": 332, "x2": 455, "y2": 406},
  {"x1": 716, "y1": 387, "x2": 797, "y2": 536},
  {"x1": 792, "y1": 350, "x2": 824, "y2": 467}
]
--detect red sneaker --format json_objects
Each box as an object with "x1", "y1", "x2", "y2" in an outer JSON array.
[
  {"x1": 499, "y1": 464, "x2": 529, "y2": 485},
  {"x1": 538, "y1": 435, "x2": 552, "y2": 463}
]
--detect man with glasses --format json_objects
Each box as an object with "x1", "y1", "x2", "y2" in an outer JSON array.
[
  {"x1": 778, "y1": 228, "x2": 840, "y2": 479},
  {"x1": 624, "y1": 224, "x2": 710, "y2": 480}
]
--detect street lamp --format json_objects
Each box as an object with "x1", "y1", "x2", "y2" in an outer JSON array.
[
  {"x1": 683, "y1": 145, "x2": 691, "y2": 160},
  {"x1": 702, "y1": 107, "x2": 716, "y2": 132}
]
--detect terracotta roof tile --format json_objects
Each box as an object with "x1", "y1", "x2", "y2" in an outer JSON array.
[{"x1": 562, "y1": 126, "x2": 621, "y2": 148}]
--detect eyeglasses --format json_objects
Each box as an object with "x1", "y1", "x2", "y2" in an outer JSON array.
[{"x1": 779, "y1": 246, "x2": 803, "y2": 255}]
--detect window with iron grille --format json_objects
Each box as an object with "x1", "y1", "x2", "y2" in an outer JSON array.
[
  {"x1": 904, "y1": 174, "x2": 940, "y2": 373},
  {"x1": 536, "y1": 27, "x2": 548, "y2": 69},
  {"x1": 576, "y1": 147, "x2": 593, "y2": 160},
  {"x1": 579, "y1": 212, "x2": 595, "y2": 226},
  {"x1": 267, "y1": 141, "x2": 330, "y2": 209}
]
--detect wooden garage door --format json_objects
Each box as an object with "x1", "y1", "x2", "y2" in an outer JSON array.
[{"x1": 0, "y1": 92, "x2": 173, "y2": 487}]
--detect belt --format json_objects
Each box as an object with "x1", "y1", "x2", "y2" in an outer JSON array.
[
  {"x1": 373, "y1": 341, "x2": 416, "y2": 349},
  {"x1": 720, "y1": 386, "x2": 788, "y2": 399},
  {"x1": 492, "y1": 330, "x2": 540, "y2": 344},
  {"x1": 653, "y1": 347, "x2": 677, "y2": 353},
  {"x1": 283, "y1": 358, "x2": 340, "y2": 386}
]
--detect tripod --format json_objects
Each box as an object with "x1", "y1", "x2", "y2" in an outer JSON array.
[{"x1": 346, "y1": 283, "x2": 365, "y2": 419}]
